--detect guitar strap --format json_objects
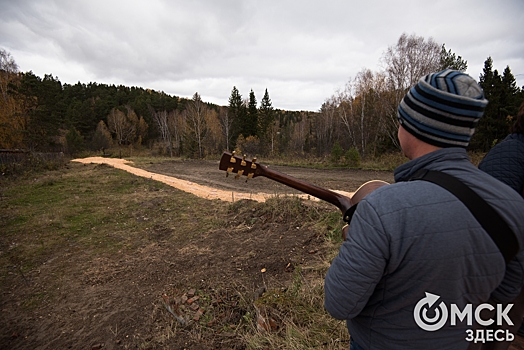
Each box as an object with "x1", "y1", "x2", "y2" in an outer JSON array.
[
  {"x1": 343, "y1": 204, "x2": 359, "y2": 224},
  {"x1": 410, "y1": 169, "x2": 520, "y2": 264}
]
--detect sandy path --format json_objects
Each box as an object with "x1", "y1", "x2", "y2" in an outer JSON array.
[{"x1": 72, "y1": 157, "x2": 354, "y2": 203}]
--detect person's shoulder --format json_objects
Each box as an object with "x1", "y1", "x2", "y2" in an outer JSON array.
[
  {"x1": 361, "y1": 180, "x2": 437, "y2": 210},
  {"x1": 494, "y1": 134, "x2": 524, "y2": 151},
  {"x1": 508, "y1": 132, "x2": 524, "y2": 142},
  {"x1": 367, "y1": 180, "x2": 426, "y2": 196},
  {"x1": 479, "y1": 136, "x2": 524, "y2": 170}
]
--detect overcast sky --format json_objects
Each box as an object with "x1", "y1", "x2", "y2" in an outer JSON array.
[{"x1": 1, "y1": 0, "x2": 523, "y2": 111}]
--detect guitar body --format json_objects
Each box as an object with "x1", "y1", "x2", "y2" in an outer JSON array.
[
  {"x1": 350, "y1": 180, "x2": 389, "y2": 206},
  {"x1": 219, "y1": 152, "x2": 388, "y2": 222}
]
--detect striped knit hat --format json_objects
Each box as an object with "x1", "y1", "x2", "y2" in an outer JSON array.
[{"x1": 397, "y1": 69, "x2": 489, "y2": 148}]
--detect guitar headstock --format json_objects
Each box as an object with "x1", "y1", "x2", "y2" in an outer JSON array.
[{"x1": 219, "y1": 151, "x2": 261, "y2": 180}]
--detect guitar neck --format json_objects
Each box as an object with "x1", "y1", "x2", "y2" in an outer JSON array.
[
  {"x1": 219, "y1": 152, "x2": 388, "y2": 221},
  {"x1": 258, "y1": 165, "x2": 352, "y2": 214},
  {"x1": 219, "y1": 152, "x2": 352, "y2": 214}
]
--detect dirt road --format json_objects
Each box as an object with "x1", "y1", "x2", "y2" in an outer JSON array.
[{"x1": 73, "y1": 157, "x2": 395, "y2": 205}]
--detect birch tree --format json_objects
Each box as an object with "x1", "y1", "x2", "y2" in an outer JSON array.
[
  {"x1": 382, "y1": 33, "x2": 441, "y2": 92},
  {"x1": 381, "y1": 33, "x2": 441, "y2": 149},
  {"x1": 218, "y1": 106, "x2": 233, "y2": 151},
  {"x1": 107, "y1": 108, "x2": 129, "y2": 145},
  {"x1": 335, "y1": 82, "x2": 357, "y2": 150},
  {"x1": 151, "y1": 108, "x2": 173, "y2": 156},
  {"x1": 185, "y1": 92, "x2": 208, "y2": 158}
]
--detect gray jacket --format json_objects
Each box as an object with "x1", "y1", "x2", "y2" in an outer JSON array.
[{"x1": 324, "y1": 148, "x2": 524, "y2": 349}]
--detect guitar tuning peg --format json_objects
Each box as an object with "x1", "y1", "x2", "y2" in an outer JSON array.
[
  {"x1": 234, "y1": 174, "x2": 240, "y2": 180},
  {"x1": 241, "y1": 154, "x2": 247, "y2": 166}
]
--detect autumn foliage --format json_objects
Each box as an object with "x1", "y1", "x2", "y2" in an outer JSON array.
[{"x1": 1, "y1": 33, "x2": 522, "y2": 159}]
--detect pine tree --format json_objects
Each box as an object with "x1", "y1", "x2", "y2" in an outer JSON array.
[
  {"x1": 472, "y1": 57, "x2": 522, "y2": 150},
  {"x1": 228, "y1": 86, "x2": 246, "y2": 146},
  {"x1": 65, "y1": 127, "x2": 85, "y2": 156},
  {"x1": 257, "y1": 88, "x2": 274, "y2": 139},
  {"x1": 439, "y1": 44, "x2": 468, "y2": 72},
  {"x1": 501, "y1": 66, "x2": 524, "y2": 132},
  {"x1": 246, "y1": 89, "x2": 258, "y2": 137}
]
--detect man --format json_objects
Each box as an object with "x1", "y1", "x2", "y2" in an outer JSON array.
[
  {"x1": 324, "y1": 69, "x2": 524, "y2": 349},
  {"x1": 479, "y1": 101, "x2": 524, "y2": 195},
  {"x1": 474, "y1": 101, "x2": 524, "y2": 349}
]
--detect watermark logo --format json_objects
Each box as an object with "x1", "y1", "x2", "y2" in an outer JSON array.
[
  {"x1": 413, "y1": 292, "x2": 515, "y2": 343},
  {"x1": 414, "y1": 292, "x2": 448, "y2": 331}
]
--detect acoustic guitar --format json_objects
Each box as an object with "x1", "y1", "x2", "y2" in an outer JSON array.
[{"x1": 219, "y1": 151, "x2": 388, "y2": 223}]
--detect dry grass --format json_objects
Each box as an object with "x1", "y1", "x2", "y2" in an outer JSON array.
[
  {"x1": 0, "y1": 160, "x2": 352, "y2": 349},
  {"x1": 2, "y1": 148, "x2": 489, "y2": 348},
  {"x1": 242, "y1": 270, "x2": 349, "y2": 349}
]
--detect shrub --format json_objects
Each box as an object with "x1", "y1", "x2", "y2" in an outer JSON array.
[
  {"x1": 344, "y1": 147, "x2": 361, "y2": 167},
  {"x1": 330, "y1": 141, "x2": 343, "y2": 164},
  {"x1": 235, "y1": 135, "x2": 261, "y2": 157}
]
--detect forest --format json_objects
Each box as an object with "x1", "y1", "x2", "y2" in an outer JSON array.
[{"x1": 1, "y1": 33, "x2": 523, "y2": 160}]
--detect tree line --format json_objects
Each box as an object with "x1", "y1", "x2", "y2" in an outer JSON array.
[
  {"x1": 316, "y1": 34, "x2": 524, "y2": 158},
  {"x1": 0, "y1": 48, "x2": 313, "y2": 158},
  {"x1": 1, "y1": 33, "x2": 523, "y2": 160}
]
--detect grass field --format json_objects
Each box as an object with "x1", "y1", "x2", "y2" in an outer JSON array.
[
  {"x1": 0, "y1": 149, "x2": 489, "y2": 349},
  {"x1": 0, "y1": 160, "x2": 351, "y2": 349}
]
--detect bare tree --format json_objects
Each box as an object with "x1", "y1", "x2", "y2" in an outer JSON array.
[
  {"x1": 107, "y1": 108, "x2": 136, "y2": 146},
  {"x1": 150, "y1": 107, "x2": 183, "y2": 157},
  {"x1": 335, "y1": 82, "x2": 358, "y2": 150},
  {"x1": 288, "y1": 114, "x2": 309, "y2": 154},
  {"x1": 0, "y1": 49, "x2": 18, "y2": 101},
  {"x1": 381, "y1": 33, "x2": 441, "y2": 149},
  {"x1": 218, "y1": 106, "x2": 233, "y2": 151},
  {"x1": 169, "y1": 110, "x2": 184, "y2": 156},
  {"x1": 185, "y1": 92, "x2": 208, "y2": 158},
  {"x1": 151, "y1": 108, "x2": 173, "y2": 156},
  {"x1": 382, "y1": 33, "x2": 441, "y2": 92},
  {"x1": 107, "y1": 108, "x2": 126, "y2": 145},
  {"x1": 353, "y1": 69, "x2": 389, "y2": 154}
]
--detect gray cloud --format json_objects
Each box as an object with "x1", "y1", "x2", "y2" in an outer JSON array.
[{"x1": 1, "y1": 0, "x2": 523, "y2": 110}]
